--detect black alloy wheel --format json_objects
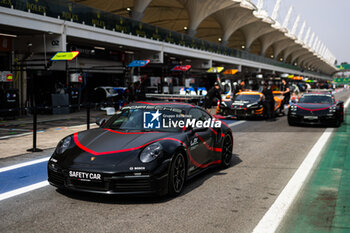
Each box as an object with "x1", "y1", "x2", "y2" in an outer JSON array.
[
  {"x1": 333, "y1": 117, "x2": 341, "y2": 128},
  {"x1": 288, "y1": 118, "x2": 296, "y2": 126},
  {"x1": 168, "y1": 152, "x2": 186, "y2": 196},
  {"x1": 221, "y1": 134, "x2": 233, "y2": 168}
]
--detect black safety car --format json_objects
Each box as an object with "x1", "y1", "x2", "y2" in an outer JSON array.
[
  {"x1": 287, "y1": 93, "x2": 344, "y2": 127},
  {"x1": 48, "y1": 102, "x2": 233, "y2": 196}
]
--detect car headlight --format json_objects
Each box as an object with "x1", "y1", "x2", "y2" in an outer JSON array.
[
  {"x1": 329, "y1": 106, "x2": 336, "y2": 112},
  {"x1": 290, "y1": 105, "x2": 298, "y2": 111},
  {"x1": 247, "y1": 103, "x2": 259, "y2": 108},
  {"x1": 55, "y1": 136, "x2": 72, "y2": 155},
  {"x1": 140, "y1": 142, "x2": 163, "y2": 163}
]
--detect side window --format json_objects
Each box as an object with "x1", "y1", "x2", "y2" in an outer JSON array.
[
  {"x1": 189, "y1": 109, "x2": 202, "y2": 121},
  {"x1": 189, "y1": 108, "x2": 212, "y2": 122},
  {"x1": 199, "y1": 109, "x2": 211, "y2": 121}
]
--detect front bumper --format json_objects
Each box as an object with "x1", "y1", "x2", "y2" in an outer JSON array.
[
  {"x1": 227, "y1": 108, "x2": 262, "y2": 117},
  {"x1": 48, "y1": 161, "x2": 170, "y2": 196},
  {"x1": 288, "y1": 113, "x2": 338, "y2": 125}
]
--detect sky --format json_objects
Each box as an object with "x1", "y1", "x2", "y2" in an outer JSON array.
[{"x1": 251, "y1": 0, "x2": 350, "y2": 64}]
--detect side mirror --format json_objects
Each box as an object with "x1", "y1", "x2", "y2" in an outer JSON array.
[{"x1": 96, "y1": 118, "x2": 106, "y2": 127}]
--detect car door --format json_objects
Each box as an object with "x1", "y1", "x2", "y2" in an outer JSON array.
[{"x1": 187, "y1": 108, "x2": 215, "y2": 169}]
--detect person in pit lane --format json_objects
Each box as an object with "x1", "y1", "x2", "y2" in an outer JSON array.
[
  {"x1": 205, "y1": 82, "x2": 222, "y2": 111},
  {"x1": 281, "y1": 79, "x2": 290, "y2": 109},
  {"x1": 262, "y1": 83, "x2": 275, "y2": 121},
  {"x1": 234, "y1": 80, "x2": 248, "y2": 96}
]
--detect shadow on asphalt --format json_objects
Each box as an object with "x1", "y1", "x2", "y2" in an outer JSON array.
[{"x1": 55, "y1": 153, "x2": 242, "y2": 204}]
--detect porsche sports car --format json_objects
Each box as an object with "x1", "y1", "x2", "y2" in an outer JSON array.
[
  {"x1": 288, "y1": 93, "x2": 344, "y2": 127},
  {"x1": 48, "y1": 102, "x2": 233, "y2": 196},
  {"x1": 217, "y1": 91, "x2": 284, "y2": 118}
]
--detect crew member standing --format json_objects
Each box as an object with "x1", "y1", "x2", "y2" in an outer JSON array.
[
  {"x1": 262, "y1": 83, "x2": 275, "y2": 121},
  {"x1": 281, "y1": 79, "x2": 290, "y2": 109},
  {"x1": 234, "y1": 80, "x2": 247, "y2": 96},
  {"x1": 205, "y1": 82, "x2": 222, "y2": 111}
]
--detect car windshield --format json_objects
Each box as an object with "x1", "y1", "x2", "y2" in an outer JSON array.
[
  {"x1": 104, "y1": 107, "x2": 185, "y2": 132},
  {"x1": 298, "y1": 95, "x2": 333, "y2": 104},
  {"x1": 235, "y1": 94, "x2": 261, "y2": 103}
]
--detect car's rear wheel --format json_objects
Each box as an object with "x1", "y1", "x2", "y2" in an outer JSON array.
[
  {"x1": 168, "y1": 152, "x2": 186, "y2": 196},
  {"x1": 221, "y1": 134, "x2": 233, "y2": 168}
]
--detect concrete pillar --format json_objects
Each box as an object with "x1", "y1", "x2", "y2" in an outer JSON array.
[
  {"x1": 308, "y1": 32, "x2": 315, "y2": 48},
  {"x1": 271, "y1": 0, "x2": 281, "y2": 21},
  {"x1": 291, "y1": 15, "x2": 300, "y2": 35},
  {"x1": 61, "y1": 25, "x2": 67, "y2": 52},
  {"x1": 298, "y1": 21, "x2": 306, "y2": 40},
  {"x1": 260, "y1": 31, "x2": 285, "y2": 56},
  {"x1": 131, "y1": 11, "x2": 144, "y2": 21},
  {"x1": 179, "y1": 0, "x2": 237, "y2": 38},
  {"x1": 132, "y1": 0, "x2": 152, "y2": 21},
  {"x1": 242, "y1": 22, "x2": 275, "y2": 50},
  {"x1": 304, "y1": 27, "x2": 311, "y2": 45},
  {"x1": 282, "y1": 6, "x2": 293, "y2": 28},
  {"x1": 187, "y1": 29, "x2": 196, "y2": 37}
]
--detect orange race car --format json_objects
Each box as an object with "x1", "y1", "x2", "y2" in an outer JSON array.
[
  {"x1": 272, "y1": 91, "x2": 285, "y2": 115},
  {"x1": 217, "y1": 90, "x2": 285, "y2": 118}
]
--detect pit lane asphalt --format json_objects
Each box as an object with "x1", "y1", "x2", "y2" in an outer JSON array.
[{"x1": 0, "y1": 90, "x2": 349, "y2": 233}]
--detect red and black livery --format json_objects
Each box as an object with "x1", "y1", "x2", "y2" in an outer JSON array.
[
  {"x1": 287, "y1": 93, "x2": 344, "y2": 127},
  {"x1": 48, "y1": 102, "x2": 233, "y2": 196}
]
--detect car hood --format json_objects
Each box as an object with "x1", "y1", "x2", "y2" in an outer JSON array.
[
  {"x1": 59, "y1": 128, "x2": 182, "y2": 171},
  {"x1": 296, "y1": 103, "x2": 332, "y2": 110},
  {"x1": 231, "y1": 100, "x2": 258, "y2": 108},
  {"x1": 74, "y1": 128, "x2": 178, "y2": 154}
]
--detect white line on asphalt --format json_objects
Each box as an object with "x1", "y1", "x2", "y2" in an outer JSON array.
[
  {"x1": 252, "y1": 128, "x2": 334, "y2": 233},
  {"x1": 344, "y1": 95, "x2": 350, "y2": 108},
  {"x1": 252, "y1": 94, "x2": 350, "y2": 233},
  {"x1": 0, "y1": 132, "x2": 34, "y2": 140},
  {"x1": 0, "y1": 156, "x2": 50, "y2": 173},
  {"x1": 67, "y1": 123, "x2": 96, "y2": 129},
  {"x1": 0, "y1": 181, "x2": 49, "y2": 202},
  {"x1": 228, "y1": 121, "x2": 246, "y2": 127}
]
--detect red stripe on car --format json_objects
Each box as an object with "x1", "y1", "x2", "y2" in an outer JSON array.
[
  {"x1": 73, "y1": 133, "x2": 221, "y2": 168},
  {"x1": 296, "y1": 105, "x2": 333, "y2": 111}
]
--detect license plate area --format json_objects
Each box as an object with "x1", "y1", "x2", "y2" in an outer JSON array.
[
  {"x1": 68, "y1": 170, "x2": 103, "y2": 182},
  {"x1": 304, "y1": 116, "x2": 318, "y2": 120}
]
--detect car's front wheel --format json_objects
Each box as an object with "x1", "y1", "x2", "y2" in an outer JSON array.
[
  {"x1": 221, "y1": 134, "x2": 233, "y2": 168},
  {"x1": 168, "y1": 152, "x2": 186, "y2": 196},
  {"x1": 333, "y1": 117, "x2": 341, "y2": 128},
  {"x1": 288, "y1": 117, "x2": 296, "y2": 126}
]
